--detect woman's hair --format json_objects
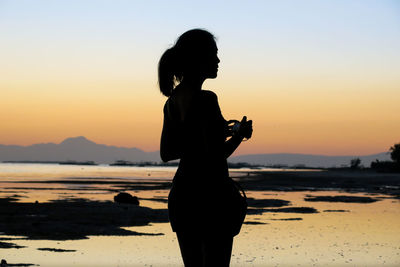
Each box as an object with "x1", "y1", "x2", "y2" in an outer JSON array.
[{"x1": 158, "y1": 29, "x2": 216, "y2": 97}]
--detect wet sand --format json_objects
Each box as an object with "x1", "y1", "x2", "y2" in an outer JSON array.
[
  {"x1": 3, "y1": 170, "x2": 397, "y2": 240},
  {"x1": 0, "y1": 169, "x2": 399, "y2": 266},
  {"x1": 235, "y1": 169, "x2": 400, "y2": 198}
]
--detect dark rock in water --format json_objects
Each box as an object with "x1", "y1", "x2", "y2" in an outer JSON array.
[
  {"x1": 0, "y1": 197, "x2": 20, "y2": 203},
  {"x1": 324, "y1": 209, "x2": 350, "y2": 212},
  {"x1": 247, "y1": 198, "x2": 290, "y2": 208},
  {"x1": 37, "y1": 247, "x2": 76, "y2": 252},
  {"x1": 243, "y1": 221, "x2": 268, "y2": 225},
  {"x1": 1, "y1": 260, "x2": 37, "y2": 267},
  {"x1": 140, "y1": 197, "x2": 168, "y2": 203},
  {"x1": 304, "y1": 195, "x2": 379, "y2": 203},
  {"x1": 114, "y1": 192, "x2": 139, "y2": 205},
  {"x1": 248, "y1": 207, "x2": 318, "y2": 215},
  {"x1": 0, "y1": 198, "x2": 167, "y2": 240},
  {"x1": 270, "y1": 217, "x2": 303, "y2": 221},
  {"x1": 266, "y1": 207, "x2": 318, "y2": 213},
  {"x1": 0, "y1": 241, "x2": 26, "y2": 249}
]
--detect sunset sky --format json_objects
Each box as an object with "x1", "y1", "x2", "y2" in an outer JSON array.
[{"x1": 1, "y1": 0, "x2": 399, "y2": 156}]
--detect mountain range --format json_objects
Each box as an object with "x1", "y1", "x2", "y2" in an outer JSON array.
[
  {"x1": 0, "y1": 136, "x2": 159, "y2": 164},
  {"x1": 0, "y1": 136, "x2": 390, "y2": 167}
]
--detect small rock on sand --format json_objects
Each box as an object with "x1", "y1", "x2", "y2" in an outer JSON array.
[{"x1": 114, "y1": 192, "x2": 139, "y2": 205}]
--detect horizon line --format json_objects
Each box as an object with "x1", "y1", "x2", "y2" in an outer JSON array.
[{"x1": 0, "y1": 136, "x2": 389, "y2": 157}]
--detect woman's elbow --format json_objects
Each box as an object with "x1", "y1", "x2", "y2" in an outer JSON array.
[
  {"x1": 160, "y1": 151, "x2": 180, "y2": 162},
  {"x1": 160, "y1": 150, "x2": 170, "y2": 162},
  {"x1": 160, "y1": 145, "x2": 170, "y2": 162},
  {"x1": 160, "y1": 146, "x2": 180, "y2": 162}
]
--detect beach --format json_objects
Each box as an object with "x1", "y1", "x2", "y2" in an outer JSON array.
[{"x1": 0, "y1": 163, "x2": 399, "y2": 266}]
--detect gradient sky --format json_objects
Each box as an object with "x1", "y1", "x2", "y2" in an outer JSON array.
[{"x1": 1, "y1": 0, "x2": 399, "y2": 155}]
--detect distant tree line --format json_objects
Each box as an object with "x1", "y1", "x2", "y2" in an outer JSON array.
[
  {"x1": 370, "y1": 142, "x2": 400, "y2": 172},
  {"x1": 350, "y1": 158, "x2": 361, "y2": 169}
]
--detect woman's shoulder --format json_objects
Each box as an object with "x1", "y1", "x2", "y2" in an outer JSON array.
[
  {"x1": 201, "y1": 89, "x2": 217, "y2": 97},
  {"x1": 163, "y1": 97, "x2": 172, "y2": 112},
  {"x1": 200, "y1": 90, "x2": 218, "y2": 102}
]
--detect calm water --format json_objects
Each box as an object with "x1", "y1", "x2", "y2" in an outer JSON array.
[
  {"x1": 0, "y1": 163, "x2": 179, "y2": 180},
  {"x1": 0, "y1": 163, "x2": 320, "y2": 180},
  {"x1": 0, "y1": 163, "x2": 399, "y2": 266}
]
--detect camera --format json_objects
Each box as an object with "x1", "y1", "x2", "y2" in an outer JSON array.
[
  {"x1": 226, "y1": 119, "x2": 252, "y2": 139},
  {"x1": 232, "y1": 121, "x2": 241, "y2": 134}
]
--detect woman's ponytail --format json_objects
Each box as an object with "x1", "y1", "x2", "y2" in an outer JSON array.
[{"x1": 158, "y1": 48, "x2": 177, "y2": 97}]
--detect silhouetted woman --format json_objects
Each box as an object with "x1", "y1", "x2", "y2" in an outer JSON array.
[{"x1": 159, "y1": 29, "x2": 252, "y2": 267}]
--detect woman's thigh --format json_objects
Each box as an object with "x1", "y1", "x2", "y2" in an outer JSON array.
[
  {"x1": 177, "y1": 231, "x2": 203, "y2": 267},
  {"x1": 202, "y1": 233, "x2": 233, "y2": 267},
  {"x1": 176, "y1": 231, "x2": 233, "y2": 267}
]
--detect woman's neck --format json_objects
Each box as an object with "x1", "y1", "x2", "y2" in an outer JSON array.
[{"x1": 181, "y1": 76, "x2": 205, "y2": 92}]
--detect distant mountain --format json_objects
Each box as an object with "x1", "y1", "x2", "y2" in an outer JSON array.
[
  {"x1": 0, "y1": 136, "x2": 390, "y2": 167},
  {"x1": 0, "y1": 136, "x2": 160, "y2": 164},
  {"x1": 229, "y1": 152, "x2": 391, "y2": 168}
]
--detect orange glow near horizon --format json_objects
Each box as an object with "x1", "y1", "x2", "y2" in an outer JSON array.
[{"x1": 1, "y1": 76, "x2": 399, "y2": 155}]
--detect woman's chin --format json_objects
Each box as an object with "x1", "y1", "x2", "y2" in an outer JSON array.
[{"x1": 208, "y1": 71, "x2": 218, "y2": 79}]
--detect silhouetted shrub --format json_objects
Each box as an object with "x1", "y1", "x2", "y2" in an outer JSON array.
[
  {"x1": 350, "y1": 158, "x2": 361, "y2": 169},
  {"x1": 390, "y1": 143, "x2": 400, "y2": 164},
  {"x1": 370, "y1": 160, "x2": 400, "y2": 172}
]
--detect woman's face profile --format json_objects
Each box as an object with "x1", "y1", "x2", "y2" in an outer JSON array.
[
  {"x1": 191, "y1": 41, "x2": 219, "y2": 80},
  {"x1": 202, "y1": 43, "x2": 220, "y2": 79}
]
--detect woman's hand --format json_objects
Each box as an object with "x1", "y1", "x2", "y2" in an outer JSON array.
[
  {"x1": 226, "y1": 116, "x2": 253, "y2": 139},
  {"x1": 224, "y1": 116, "x2": 253, "y2": 158},
  {"x1": 237, "y1": 116, "x2": 253, "y2": 140}
]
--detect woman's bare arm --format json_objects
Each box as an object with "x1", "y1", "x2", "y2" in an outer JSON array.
[
  {"x1": 224, "y1": 134, "x2": 244, "y2": 159},
  {"x1": 160, "y1": 102, "x2": 181, "y2": 162}
]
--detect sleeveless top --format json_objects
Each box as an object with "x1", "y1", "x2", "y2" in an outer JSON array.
[{"x1": 163, "y1": 89, "x2": 232, "y2": 234}]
